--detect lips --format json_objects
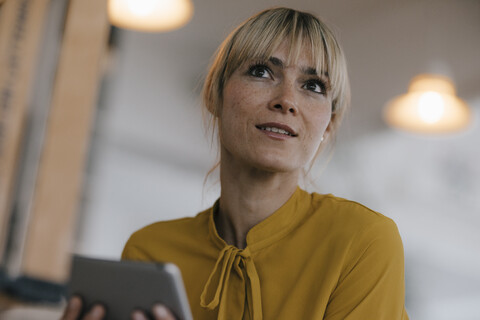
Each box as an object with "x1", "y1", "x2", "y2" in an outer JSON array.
[{"x1": 255, "y1": 122, "x2": 298, "y2": 137}]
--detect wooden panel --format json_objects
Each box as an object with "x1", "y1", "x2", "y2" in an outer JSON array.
[
  {"x1": 3, "y1": 0, "x2": 71, "y2": 281},
  {"x1": 0, "y1": 0, "x2": 50, "y2": 262},
  {"x1": 21, "y1": 0, "x2": 109, "y2": 282}
]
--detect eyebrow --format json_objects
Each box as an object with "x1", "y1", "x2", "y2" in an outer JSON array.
[
  {"x1": 268, "y1": 57, "x2": 284, "y2": 68},
  {"x1": 268, "y1": 56, "x2": 322, "y2": 77}
]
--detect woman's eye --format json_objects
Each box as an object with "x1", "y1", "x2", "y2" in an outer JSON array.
[
  {"x1": 248, "y1": 64, "x2": 271, "y2": 78},
  {"x1": 303, "y1": 80, "x2": 326, "y2": 94}
]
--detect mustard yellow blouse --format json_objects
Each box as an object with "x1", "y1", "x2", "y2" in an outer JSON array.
[{"x1": 122, "y1": 187, "x2": 409, "y2": 320}]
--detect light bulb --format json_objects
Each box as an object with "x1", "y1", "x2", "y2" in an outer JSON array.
[
  {"x1": 124, "y1": 0, "x2": 159, "y2": 17},
  {"x1": 417, "y1": 91, "x2": 445, "y2": 124},
  {"x1": 108, "y1": 0, "x2": 194, "y2": 32},
  {"x1": 383, "y1": 74, "x2": 471, "y2": 134}
]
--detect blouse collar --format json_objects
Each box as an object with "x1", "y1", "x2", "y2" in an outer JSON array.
[{"x1": 207, "y1": 186, "x2": 311, "y2": 252}]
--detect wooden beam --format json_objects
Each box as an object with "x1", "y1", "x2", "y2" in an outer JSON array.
[
  {"x1": 0, "y1": 0, "x2": 51, "y2": 262},
  {"x1": 21, "y1": 0, "x2": 109, "y2": 283}
]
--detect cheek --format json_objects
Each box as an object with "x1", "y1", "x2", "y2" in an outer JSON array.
[
  {"x1": 221, "y1": 90, "x2": 240, "y2": 126},
  {"x1": 301, "y1": 111, "x2": 331, "y2": 163},
  {"x1": 220, "y1": 88, "x2": 251, "y2": 140},
  {"x1": 222, "y1": 85, "x2": 261, "y2": 122},
  {"x1": 307, "y1": 108, "x2": 332, "y2": 138}
]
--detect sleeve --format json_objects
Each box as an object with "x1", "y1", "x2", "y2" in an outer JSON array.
[
  {"x1": 121, "y1": 233, "x2": 152, "y2": 261},
  {"x1": 324, "y1": 218, "x2": 409, "y2": 320}
]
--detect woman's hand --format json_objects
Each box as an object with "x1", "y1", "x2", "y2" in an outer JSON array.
[
  {"x1": 131, "y1": 305, "x2": 176, "y2": 320},
  {"x1": 61, "y1": 296, "x2": 176, "y2": 320},
  {"x1": 61, "y1": 296, "x2": 105, "y2": 320}
]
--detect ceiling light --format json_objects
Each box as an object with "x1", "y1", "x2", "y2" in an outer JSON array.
[
  {"x1": 384, "y1": 74, "x2": 471, "y2": 134},
  {"x1": 108, "y1": 0, "x2": 194, "y2": 32}
]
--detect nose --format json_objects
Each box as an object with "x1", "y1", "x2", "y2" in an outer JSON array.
[{"x1": 268, "y1": 82, "x2": 298, "y2": 115}]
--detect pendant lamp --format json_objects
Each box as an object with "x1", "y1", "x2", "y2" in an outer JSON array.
[
  {"x1": 384, "y1": 74, "x2": 471, "y2": 134},
  {"x1": 108, "y1": 0, "x2": 194, "y2": 32}
]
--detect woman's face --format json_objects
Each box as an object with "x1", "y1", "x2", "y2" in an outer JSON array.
[{"x1": 219, "y1": 41, "x2": 333, "y2": 174}]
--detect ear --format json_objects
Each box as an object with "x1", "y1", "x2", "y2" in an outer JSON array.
[
  {"x1": 324, "y1": 112, "x2": 336, "y2": 135},
  {"x1": 213, "y1": 88, "x2": 224, "y2": 117},
  {"x1": 207, "y1": 98, "x2": 222, "y2": 118},
  {"x1": 214, "y1": 103, "x2": 222, "y2": 117}
]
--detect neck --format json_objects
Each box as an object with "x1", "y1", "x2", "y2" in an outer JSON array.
[{"x1": 216, "y1": 152, "x2": 299, "y2": 249}]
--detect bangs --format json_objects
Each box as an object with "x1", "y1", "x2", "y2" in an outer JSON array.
[
  {"x1": 223, "y1": 9, "x2": 335, "y2": 92},
  {"x1": 203, "y1": 7, "x2": 349, "y2": 119}
]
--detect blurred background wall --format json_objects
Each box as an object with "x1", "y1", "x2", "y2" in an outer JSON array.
[{"x1": 3, "y1": 0, "x2": 479, "y2": 318}]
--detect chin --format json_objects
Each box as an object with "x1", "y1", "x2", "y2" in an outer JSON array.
[{"x1": 250, "y1": 157, "x2": 302, "y2": 174}]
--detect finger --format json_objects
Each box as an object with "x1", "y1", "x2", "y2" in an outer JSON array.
[
  {"x1": 131, "y1": 310, "x2": 149, "y2": 320},
  {"x1": 152, "y1": 304, "x2": 176, "y2": 320},
  {"x1": 83, "y1": 304, "x2": 106, "y2": 320},
  {"x1": 61, "y1": 296, "x2": 83, "y2": 320}
]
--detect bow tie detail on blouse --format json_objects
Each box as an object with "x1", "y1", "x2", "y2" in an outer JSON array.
[{"x1": 200, "y1": 245, "x2": 262, "y2": 320}]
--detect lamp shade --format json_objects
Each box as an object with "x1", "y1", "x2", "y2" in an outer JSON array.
[
  {"x1": 384, "y1": 74, "x2": 471, "y2": 134},
  {"x1": 108, "y1": 0, "x2": 194, "y2": 32}
]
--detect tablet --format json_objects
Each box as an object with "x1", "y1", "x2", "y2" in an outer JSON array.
[{"x1": 67, "y1": 256, "x2": 193, "y2": 320}]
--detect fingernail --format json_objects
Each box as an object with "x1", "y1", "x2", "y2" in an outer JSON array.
[
  {"x1": 90, "y1": 305, "x2": 105, "y2": 317},
  {"x1": 131, "y1": 310, "x2": 147, "y2": 320},
  {"x1": 153, "y1": 305, "x2": 169, "y2": 318},
  {"x1": 68, "y1": 296, "x2": 81, "y2": 309}
]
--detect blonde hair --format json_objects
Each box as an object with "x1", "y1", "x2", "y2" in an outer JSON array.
[{"x1": 202, "y1": 7, "x2": 350, "y2": 176}]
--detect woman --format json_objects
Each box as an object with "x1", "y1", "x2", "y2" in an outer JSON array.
[{"x1": 63, "y1": 7, "x2": 408, "y2": 320}]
